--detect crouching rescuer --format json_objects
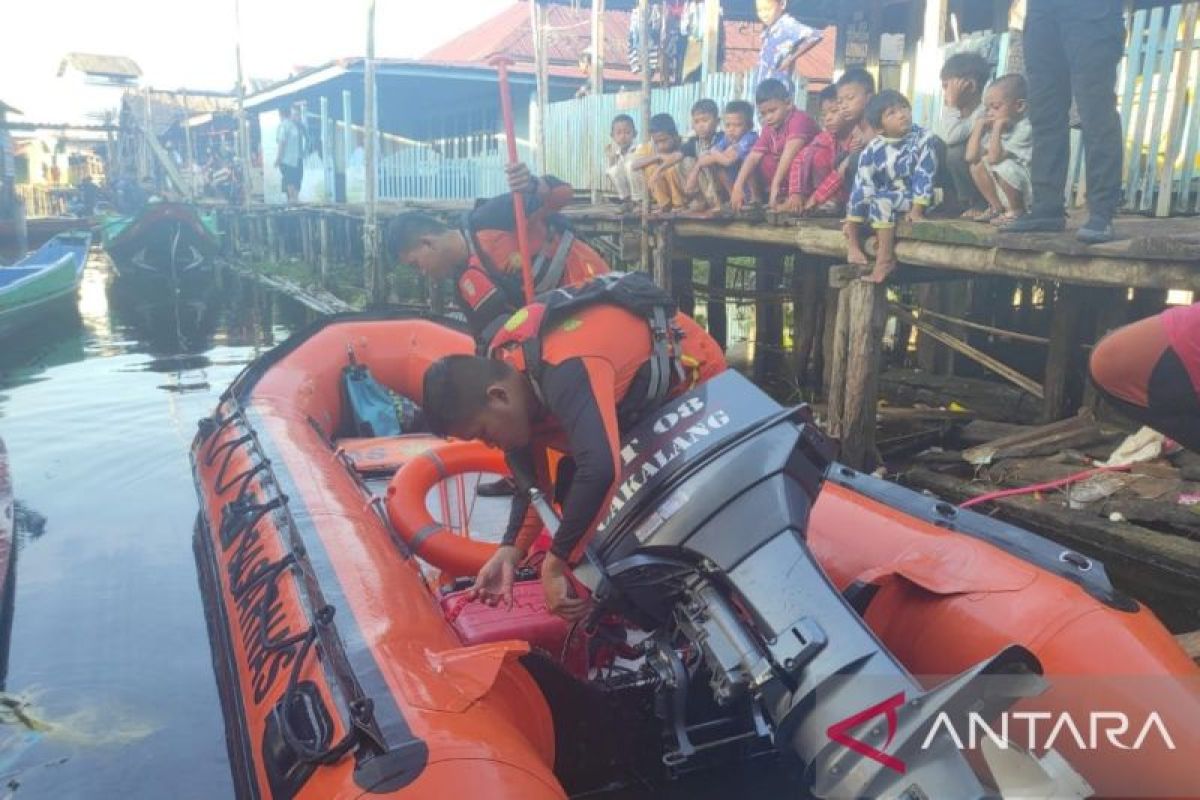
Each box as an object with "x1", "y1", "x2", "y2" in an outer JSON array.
[{"x1": 421, "y1": 272, "x2": 727, "y2": 619}]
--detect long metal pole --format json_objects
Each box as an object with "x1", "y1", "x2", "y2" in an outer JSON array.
[
  {"x1": 234, "y1": 0, "x2": 251, "y2": 207},
  {"x1": 181, "y1": 95, "x2": 195, "y2": 200},
  {"x1": 491, "y1": 57, "x2": 536, "y2": 304},
  {"x1": 591, "y1": 0, "x2": 605, "y2": 95},
  {"x1": 639, "y1": 0, "x2": 652, "y2": 273},
  {"x1": 589, "y1": 0, "x2": 605, "y2": 203},
  {"x1": 363, "y1": 0, "x2": 380, "y2": 303},
  {"x1": 529, "y1": 0, "x2": 548, "y2": 172}
]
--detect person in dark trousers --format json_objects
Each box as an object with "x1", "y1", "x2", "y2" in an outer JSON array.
[
  {"x1": 1090, "y1": 303, "x2": 1200, "y2": 453},
  {"x1": 1001, "y1": 0, "x2": 1126, "y2": 244}
]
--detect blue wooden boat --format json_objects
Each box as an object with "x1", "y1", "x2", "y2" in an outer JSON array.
[{"x1": 0, "y1": 231, "x2": 92, "y2": 338}]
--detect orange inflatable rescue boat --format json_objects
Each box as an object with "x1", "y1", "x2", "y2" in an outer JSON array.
[{"x1": 192, "y1": 312, "x2": 1200, "y2": 799}]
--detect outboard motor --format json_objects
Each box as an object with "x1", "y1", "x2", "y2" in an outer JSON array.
[{"x1": 537, "y1": 372, "x2": 1048, "y2": 799}]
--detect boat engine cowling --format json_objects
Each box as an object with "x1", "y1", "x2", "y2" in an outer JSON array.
[{"x1": 566, "y1": 372, "x2": 1046, "y2": 799}]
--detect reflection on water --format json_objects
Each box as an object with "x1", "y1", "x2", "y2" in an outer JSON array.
[{"x1": 0, "y1": 249, "x2": 305, "y2": 798}]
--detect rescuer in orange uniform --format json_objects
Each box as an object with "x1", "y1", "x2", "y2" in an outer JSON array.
[
  {"x1": 422, "y1": 298, "x2": 726, "y2": 619},
  {"x1": 387, "y1": 163, "x2": 610, "y2": 341}
]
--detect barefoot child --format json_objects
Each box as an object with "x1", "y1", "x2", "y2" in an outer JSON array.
[
  {"x1": 937, "y1": 52, "x2": 992, "y2": 216},
  {"x1": 631, "y1": 114, "x2": 687, "y2": 212},
  {"x1": 604, "y1": 114, "x2": 643, "y2": 207},
  {"x1": 686, "y1": 100, "x2": 758, "y2": 213},
  {"x1": 796, "y1": 68, "x2": 877, "y2": 215},
  {"x1": 844, "y1": 90, "x2": 938, "y2": 283},
  {"x1": 678, "y1": 99, "x2": 722, "y2": 211},
  {"x1": 965, "y1": 74, "x2": 1033, "y2": 225},
  {"x1": 785, "y1": 85, "x2": 853, "y2": 215},
  {"x1": 730, "y1": 78, "x2": 818, "y2": 211}
]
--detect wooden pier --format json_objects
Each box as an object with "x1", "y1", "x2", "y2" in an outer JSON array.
[{"x1": 214, "y1": 200, "x2": 1200, "y2": 464}]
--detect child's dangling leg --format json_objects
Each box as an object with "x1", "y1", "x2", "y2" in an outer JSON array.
[
  {"x1": 844, "y1": 219, "x2": 869, "y2": 266},
  {"x1": 864, "y1": 194, "x2": 899, "y2": 283},
  {"x1": 663, "y1": 163, "x2": 688, "y2": 208},
  {"x1": 867, "y1": 225, "x2": 898, "y2": 283}
]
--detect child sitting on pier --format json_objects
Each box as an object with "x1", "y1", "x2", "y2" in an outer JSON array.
[
  {"x1": 604, "y1": 114, "x2": 643, "y2": 209},
  {"x1": 784, "y1": 85, "x2": 854, "y2": 216},
  {"x1": 676, "y1": 99, "x2": 723, "y2": 213},
  {"x1": 844, "y1": 90, "x2": 939, "y2": 284},
  {"x1": 937, "y1": 52, "x2": 992, "y2": 216},
  {"x1": 784, "y1": 68, "x2": 877, "y2": 217},
  {"x1": 631, "y1": 113, "x2": 689, "y2": 213},
  {"x1": 685, "y1": 100, "x2": 758, "y2": 215},
  {"x1": 730, "y1": 78, "x2": 818, "y2": 212},
  {"x1": 964, "y1": 74, "x2": 1033, "y2": 225}
]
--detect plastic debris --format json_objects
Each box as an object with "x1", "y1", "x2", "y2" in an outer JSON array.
[{"x1": 1104, "y1": 427, "x2": 1167, "y2": 468}]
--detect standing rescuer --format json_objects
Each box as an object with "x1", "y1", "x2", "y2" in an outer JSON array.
[
  {"x1": 421, "y1": 276, "x2": 727, "y2": 620},
  {"x1": 1001, "y1": 0, "x2": 1126, "y2": 243},
  {"x1": 387, "y1": 163, "x2": 610, "y2": 341}
]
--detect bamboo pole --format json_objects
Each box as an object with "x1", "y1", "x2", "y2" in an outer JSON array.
[
  {"x1": 891, "y1": 302, "x2": 1050, "y2": 345},
  {"x1": 701, "y1": 0, "x2": 722, "y2": 79},
  {"x1": 181, "y1": 95, "x2": 195, "y2": 199},
  {"x1": 891, "y1": 306, "x2": 1046, "y2": 399},
  {"x1": 1155, "y1": 1, "x2": 1199, "y2": 217},
  {"x1": 590, "y1": 0, "x2": 606, "y2": 203},
  {"x1": 363, "y1": 0, "x2": 381, "y2": 303},
  {"x1": 591, "y1": 0, "x2": 606, "y2": 95},
  {"x1": 529, "y1": 0, "x2": 549, "y2": 173},
  {"x1": 638, "y1": 0, "x2": 652, "y2": 273},
  {"x1": 233, "y1": 0, "x2": 251, "y2": 207}
]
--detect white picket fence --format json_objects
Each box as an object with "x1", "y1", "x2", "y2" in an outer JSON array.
[
  {"x1": 330, "y1": 120, "x2": 533, "y2": 203},
  {"x1": 543, "y1": 71, "x2": 810, "y2": 193}
]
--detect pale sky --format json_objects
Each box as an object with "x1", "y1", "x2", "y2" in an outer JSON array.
[{"x1": 2, "y1": 0, "x2": 514, "y2": 119}]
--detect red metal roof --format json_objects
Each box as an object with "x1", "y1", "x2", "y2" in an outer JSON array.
[{"x1": 424, "y1": 3, "x2": 835, "y2": 86}]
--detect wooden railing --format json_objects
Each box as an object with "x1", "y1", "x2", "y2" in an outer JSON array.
[{"x1": 15, "y1": 184, "x2": 69, "y2": 218}]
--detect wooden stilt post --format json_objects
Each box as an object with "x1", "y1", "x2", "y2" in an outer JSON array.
[
  {"x1": 653, "y1": 223, "x2": 674, "y2": 290},
  {"x1": 301, "y1": 214, "x2": 312, "y2": 266},
  {"x1": 791, "y1": 257, "x2": 826, "y2": 386},
  {"x1": 672, "y1": 257, "x2": 695, "y2": 317},
  {"x1": 319, "y1": 215, "x2": 331, "y2": 288},
  {"x1": 755, "y1": 253, "x2": 784, "y2": 354},
  {"x1": 266, "y1": 215, "x2": 278, "y2": 264},
  {"x1": 890, "y1": 287, "x2": 912, "y2": 367},
  {"x1": 1042, "y1": 283, "x2": 1084, "y2": 422},
  {"x1": 825, "y1": 270, "x2": 854, "y2": 436},
  {"x1": 1131, "y1": 288, "x2": 1168, "y2": 320},
  {"x1": 230, "y1": 213, "x2": 240, "y2": 258},
  {"x1": 941, "y1": 281, "x2": 972, "y2": 376},
  {"x1": 915, "y1": 283, "x2": 942, "y2": 374},
  {"x1": 707, "y1": 254, "x2": 728, "y2": 349},
  {"x1": 827, "y1": 265, "x2": 887, "y2": 470},
  {"x1": 1082, "y1": 286, "x2": 1128, "y2": 412},
  {"x1": 820, "y1": 286, "x2": 840, "y2": 391}
]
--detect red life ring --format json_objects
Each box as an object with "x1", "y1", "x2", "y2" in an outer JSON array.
[{"x1": 385, "y1": 441, "x2": 507, "y2": 577}]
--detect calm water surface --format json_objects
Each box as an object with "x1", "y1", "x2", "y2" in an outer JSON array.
[{"x1": 0, "y1": 251, "x2": 308, "y2": 798}]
